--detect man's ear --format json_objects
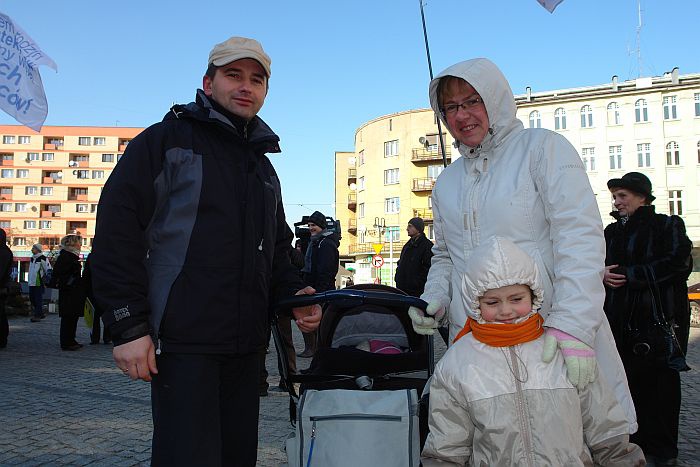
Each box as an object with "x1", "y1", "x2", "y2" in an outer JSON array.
[{"x1": 202, "y1": 75, "x2": 212, "y2": 96}]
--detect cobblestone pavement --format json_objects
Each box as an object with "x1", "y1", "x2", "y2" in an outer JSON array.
[{"x1": 1, "y1": 313, "x2": 699, "y2": 466}]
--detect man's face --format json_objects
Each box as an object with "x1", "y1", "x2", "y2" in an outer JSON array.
[
  {"x1": 203, "y1": 58, "x2": 267, "y2": 121},
  {"x1": 441, "y1": 78, "x2": 490, "y2": 148},
  {"x1": 31, "y1": 246, "x2": 39, "y2": 255},
  {"x1": 308, "y1": 222, "x2": 322, "y2": 235},
  {"x1": 406, "y1": 223, "x2": 419, "y2": 238}
]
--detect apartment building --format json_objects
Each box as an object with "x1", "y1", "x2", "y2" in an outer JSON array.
[
  {"x1": 0, "y1": 125, "x2": 143, "y2": 279},
  {"x1": 335, "y1": 69, "x2": 700, "y2": 286}
]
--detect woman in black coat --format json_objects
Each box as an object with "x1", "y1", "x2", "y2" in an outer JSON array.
[
  {"x1": 603, "y1": 172, "x2": 692, "y2": 465},
  {"x1": 53, "y1": 235, "x2": 86, "y2": 351}
]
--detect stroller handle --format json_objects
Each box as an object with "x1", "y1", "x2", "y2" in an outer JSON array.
[{"x1": 274, "y1": 289, "x2": 428, "y2": 317}]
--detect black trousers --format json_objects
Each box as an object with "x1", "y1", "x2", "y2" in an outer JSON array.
[
  {"x1": 0, "y1": 297, "x2": 7, "y2": 348},
  {"x1": 151, "y1": 352, "x2": 261, "y2": 467},
  {"x1": 59, "y1": 314, "x2": 80, "y2": 347},
  {"x1": 626, "y1": 360, "x2": 681, "y2": 459}
]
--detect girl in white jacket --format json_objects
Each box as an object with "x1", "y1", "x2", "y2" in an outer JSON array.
[{"x1": 421, "y1": 237, "x2": 644, "y2": 466}]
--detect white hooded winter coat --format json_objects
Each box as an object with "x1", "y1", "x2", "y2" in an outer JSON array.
[
  {"x1": 421, "y1": 237, "x2": 644, "y2": 467},
  {"x1": 423, "y1": 58, "x2": 637, "y2": 431}
]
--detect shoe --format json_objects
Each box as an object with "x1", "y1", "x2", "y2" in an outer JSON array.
[
  {"x1": 296, "y1": 348, "x2": 315, "y2": 358},
  {"x1": 30, "y1": 317, "x2": 41, "y2": 322},
  {"x1": 61, "y1": 344, "x2": 82, "y2": 351}
]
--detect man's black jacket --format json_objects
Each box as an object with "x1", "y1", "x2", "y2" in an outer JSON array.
[{"x1": 394, "y1": 233, "x2": 434, "y2": 298}]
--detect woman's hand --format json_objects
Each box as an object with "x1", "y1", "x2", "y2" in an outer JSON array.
[{"x1": 604, "y1": 264, "x2": 626, "y2": 289}]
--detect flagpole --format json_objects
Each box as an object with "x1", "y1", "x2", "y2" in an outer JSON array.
[{"x1": 419, "y1": 0, "x2": 448, "y2": 168}]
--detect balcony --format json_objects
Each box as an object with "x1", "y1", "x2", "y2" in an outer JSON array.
[
  {"x1": 411, "y1": 147, "x2": 451, "y2": 163},
  {"x1": 412, "y1": 208, "x2": 433, "y2": 222},
  {"x1": 43, "y1": 143, "x2": 58, "y2": 150},
  {"x1": 68, "y1": 160, "x2": 89, "y2": 168},
  {"x1": 347, "y1": 168, "x2": 357, "y2": 182},
  {"x1": 68, "y1": 194, "x2": 88, "y2": 201},
  {"x1": 43, "y1": 176, "x2": 62, "y2": 184},
  {"x1": 347, "y1": 218, "x2": 357, "y2": 233},
  {"x1": 0, "y1": 194, "x2": 12, "y2": 200},
  {"x1": 0, "y1": 159, "x2": 13, "y2": 166},
  {"x1": 412, "y1": 178, "x2": 436, "y2": 192},
  {"x1": 347, "y1": 192, "x2": 357, "y2": 210},
  {"x1": 68, "y1": 227, "x2": 87, "y2": 236},
  {"x1": 41, "y1": 210, "x2": 60, "y2": 218}
]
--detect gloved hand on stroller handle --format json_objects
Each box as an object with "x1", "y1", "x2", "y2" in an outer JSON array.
[{"x1": 408, "y1": 302, "x2": 445, "y2": 336}]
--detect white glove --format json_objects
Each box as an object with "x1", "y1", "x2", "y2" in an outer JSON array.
[
  {"x1": 542, "y1": 327, "x2": 596, "y2": 390},
  {"x1": 408, "y1": 302, "x2": 445, "y2": 335}
]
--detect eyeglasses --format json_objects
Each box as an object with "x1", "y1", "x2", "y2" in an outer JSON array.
[{"x1": 440, "y1": 96, "x2": 484, "y2": 117}]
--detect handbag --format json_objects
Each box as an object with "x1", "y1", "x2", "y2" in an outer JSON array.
[{"x1": 627, "y1": 266, "x2": 690, "y2": 372}]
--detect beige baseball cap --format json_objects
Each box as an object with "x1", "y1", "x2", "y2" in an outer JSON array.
[{"x1": 208, "y1": 36, "x2": 271, "y2": 77}]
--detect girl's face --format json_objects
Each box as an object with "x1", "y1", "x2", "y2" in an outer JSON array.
[{"x1": 478, "y1": 284, "x2": 532, "y2": 323}]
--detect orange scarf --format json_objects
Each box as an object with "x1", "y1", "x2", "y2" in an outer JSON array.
[{"x1": 453, "y1": 313, "x2": 544, "y2": 347}]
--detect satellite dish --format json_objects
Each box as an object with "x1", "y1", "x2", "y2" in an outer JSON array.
[
  {"x1": 56, "y1": 172, "x2": 62, "y2": 178},
  {"x1": 418, "y1": 136, "x2": 427, "y2": 145},
  {"x1": 68, "y1": 161, "x2": 77, "y2": 167},
  {"x1": 72, "y1": 170, "x2": 77, "y2": 175},
  {"x1": 349, "y1": 183, "x2": 357, "y2": 191}
]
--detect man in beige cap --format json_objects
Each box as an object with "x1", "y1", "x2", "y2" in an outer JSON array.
[{"x1": 91, "y1": 36, "x2": 321, "y2": 467}]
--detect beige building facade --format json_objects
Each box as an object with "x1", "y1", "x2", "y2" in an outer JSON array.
[
  {"x1": 0, "y1": 124, "x2": 142, "y2": 279},
  {"x1": 335, "y1": 69, "x2": 700, "y2": 286}
]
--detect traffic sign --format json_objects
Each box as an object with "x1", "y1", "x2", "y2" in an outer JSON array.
[
  {"x1": 371, "y1": 254, "x2": 384, "y2": 268},
  {"x1": 372, "y1": 243, "x2": 384, "y2": 254}
]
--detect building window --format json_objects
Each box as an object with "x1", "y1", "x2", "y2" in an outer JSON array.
[
  {"x1": 384, "y1": 140, "x2": 399, "y2": 157},
  {"x1": 427, "y1": 224, "x2": 435, "y2": 241},
  {"x1": 101, "y1": 153, "x2": 114, "y2": 162},
  {"x1": 581, "y1": 147, "x2": 596, "y2": 171},
  {"x1": 663, "y1": 95, "x2": 678, "y2": 120},
  {"x1": 117, "y1": 153, "x2": 123, "y2": 162},
  {"x1": 90, "y1": 204, "x2": 98, "y2": 213},
  {"x1": 666, "y1": 141, "x2": 680, "y2": 166},
  {"x1": 24, "y1": 220, "x2": 36, "y2": 229},
  {"x1": 0, "y1": 220, "x2": 9, "y2": 228},
  {"x1": 15, "y1": 203, "x2": 27, "y2": 212},
  {"x1": 635, "y1": 99, "x2": 648, "y2": 122},
  {"x1": 76, "y1": 170, "x2": 89, "y2": 179},
  {"x1": 16, "y1": 169, "x2": 28, "y2": 178},
  {"x1": 39, "y1": 220, "x2": 51, "y2": 229},
  {"x1": 385, "y1": 226, "x2": 400, "y2": 242},
  {"x1": 607, "y1": 102, "x2": 621, "y2": 125},
  {"x1": 358, "y1": 150, "x2": 364, "y2": 166},
  {"x1": 1, "y1": 169, "x2": 13, "y2": 178},
  {"x1": 0, "y1": 154, "x2": 12, "y2": 162},
  {"x1": 428, "y1": 165, "x2": 444, "y2": 179},
  {"x1": 25, "y1": 186, "x2": 37, "y2": 195},
  {"x1": 695, "y1": 93, "x2": 700, "y2": 117},
  {"x1": 358, "y1": 202, "x2": 365, "y2": 218},
  {"x1": 40, "y1": 186, "x2": 53, "y2": 196},
  {"x1": 92, "y1": 170, "x2": 105, "y2": 179},
  {"x1": 2, "y1": 135, "x2": 15, "y2": 144},
  {"x1": 554, "y1": 108, "x2": 567, "y2": 130},
  {"x1": 580, "y1": 105, "x2": 593, "y2": 128},
  {"x1": 42, "y1": 153, "x2": 54, "y2": 161},
  {"x1": 384, "y1": 168, "x2": 399, "y2": 185},
  {"x1": 27, "y1": 152, "x2": 39, "y2": 161},
  {"x1": 358, "y1": 176, "x2": 365, "y2": 191},
  {"x1": 93, "y1": 137, "x2": 106, "y2": 146},
  {"x1": 529, "y1": 110, "x2": 541, "y2": 128},
  {"x1": 697, "y1": 141, "x2": 700, "y2": 164},
  {"x1": 0, "y1": 203, "x2": 11, "y2": 212},
  {"x1": 669, "y1": 190, "x2": 683, "y2": 215},
  {"x1": 76, "y1": 204, "x2": 89, "y2": 213},
  {"x1": 637, "y1": 143, "x2": 651, "y2": 167},
  {"x1": 384, "y1": 197, "x2": 400, "y2": 214},
  {"x1": 609, "y1": 145, "x2": 622, "y2": 169},
  {"x1": 18, "y1": 135, "x2": 30, "y2": 144},
  {"x1": 13, "y1": 237, "x2": 26, "y2": 246},
  {"x1": 78, "y1": 137, "x2": 91, "y2": 146}
]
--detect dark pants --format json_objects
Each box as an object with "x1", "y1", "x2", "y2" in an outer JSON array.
[
  {"x1": 59, "y1": 315, "x2": 80, "y2": 348},
  {"x1": 626, "y1": 361, "x2": 681, "y2": 460},
  {"x1": 0, "y1": 297, "x2": 7, "y2": 348},
  {"x1": 29, "y1": 286, "x2": 44, "y2": 319},
  {"x1": 151, "y1": 352, "x2": 261, "y2": 467},
  {"x1": 91, "y1": 311, "x2": 111, "y2": 344},
  {"x1": 260, "y1": 316, "x2": 297, "y2": 391}
]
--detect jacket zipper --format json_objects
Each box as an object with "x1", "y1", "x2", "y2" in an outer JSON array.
[{"x1": 510, "y1": 347, "x2": 534, "y2": 467}]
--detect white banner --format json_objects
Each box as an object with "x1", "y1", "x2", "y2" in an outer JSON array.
[
  {"x1": 536, "y1": 0, "x2": 565, "y2": 13},
  {"x1": 0, "y1": 13, "x2": 57, "y2": 131}
]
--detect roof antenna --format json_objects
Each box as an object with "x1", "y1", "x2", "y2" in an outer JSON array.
[{"x1": 635, "y1": 0, "x2": 643, "y2": 77}]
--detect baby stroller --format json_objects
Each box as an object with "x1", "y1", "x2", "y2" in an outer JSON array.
[{"x1": 272, "y1": 284, "x2": 434, "y2": 467}]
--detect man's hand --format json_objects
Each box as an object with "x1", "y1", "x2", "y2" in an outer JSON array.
[
  {"x1": 292, "y1": 286, "x2": 322, "y2": 333},
  {"x1": 408, "y1": 302, "x2": 445, "y2": 335},
  {"x1": 113, "y1": 335, "x2": 158, "y2": 382},
  {"x1": 542, "y1": 327, "x2": 596, "y2": 390},
  {"x1": 604, "y1": 264, "x2": 626, "y2": 289}
]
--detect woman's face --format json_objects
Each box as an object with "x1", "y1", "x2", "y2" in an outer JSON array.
[
  {"x1": 441, "y1": 78, "x2": 490, "y2": 148},
  {"x1": 610, "y1": 188, "x2": 647, "y2": 217}
]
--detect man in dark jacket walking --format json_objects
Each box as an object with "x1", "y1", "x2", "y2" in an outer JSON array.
[
  {"x1": 395, "y1": 217, "x2": 434, "y2": 298},
  {"x1": 90, "y1": 37, "x2": 321, "y2": 467},
  {"x1": 0, "y1": 228, "x2": 13, "y2": 349},
  {"x1": 298, "y1": 211, "x2": 339, "y2": 357}
]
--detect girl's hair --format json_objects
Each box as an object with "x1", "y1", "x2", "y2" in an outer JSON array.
[{"x1": 60, "y1": 234, "x2": 82, "y2": 249}]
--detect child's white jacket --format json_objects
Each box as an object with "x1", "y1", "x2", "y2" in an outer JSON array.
[{"x1": 421, "y1": 335, "x2": 645, "y2": 466}]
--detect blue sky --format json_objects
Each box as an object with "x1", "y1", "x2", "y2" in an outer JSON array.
[{"x1": 1, "y1": 0, "x2": 699, "y2": 227}]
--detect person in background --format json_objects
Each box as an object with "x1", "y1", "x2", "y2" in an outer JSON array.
[
  {"x1": 604, "y1": 172, "x2": 692, "y2": 466},
  {"x1": 90, "y1": 36, "x2": 321, "y2": 467},
  {"x1": 395, "y1": 217, "x2": 433, "y2": 298},
  {"x1": 0, "y1": 228, "x2": 13, "y2": 349},
  {"x1": 82, "y1": 255, "x2": 110, "y2": 345},
  {"x1": 52, "y1": 234, "x2": 85, "y2": 351},
  {"x1": 408, "y1": 58, "x2": 636, "y2": 431},
  {"x1": 299, "y1": 211, "x2": 339, "y2": 358},
  {"x1": 28, "y1": 243, "x2": 51, "y2": 323},
  {"x1": 422, "y1": 237, "x2": 644, "y2": 466}
]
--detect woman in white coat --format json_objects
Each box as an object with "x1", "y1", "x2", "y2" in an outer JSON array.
[{"x1": 408, "y1": 58, "x2": 637, "y2": 431}]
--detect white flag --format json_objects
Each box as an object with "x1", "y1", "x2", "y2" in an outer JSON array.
[
  {"x1": 536, "y1": 0, "x2": 564, "y2": 13},
  {"x1": 0, "y1": 13, "x2": 57, "y2": 131}
]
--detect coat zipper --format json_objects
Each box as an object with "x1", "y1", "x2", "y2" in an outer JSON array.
[{"x1": 510, "y1": 347, "x2": 535, "y2": 467}]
